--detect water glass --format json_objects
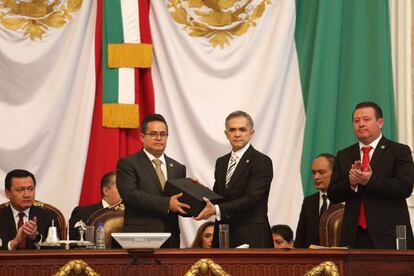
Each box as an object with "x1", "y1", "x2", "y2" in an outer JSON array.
[
  {"x1": 219, "y1": 224, "x2": 229, "y2": 248},
  {"x1": 396, "y1": 225, "x2": 407, "y2": 250},
  {"x1": 85, "y1": 226, "x2": 95, "y2": 243}
]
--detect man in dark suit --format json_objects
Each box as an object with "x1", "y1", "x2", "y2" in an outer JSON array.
[
  {"x1": 328, "y1": 102, "x2": 414, "y2": 249},
  {"x1": 0, "y1": 169, "x2": 59, "y2": 250},
  {"x1": 294, "y1": 153, "x2": 335, "y2": 248},
  {"x1": 117, "y1": 114, "x2": 189, "y2": 248},
  {"x1": 68, "y1": 171, "x2": 121, "y2": 240},
  {"x1": 195, "y1": 111, "x2": 273, "y2": 248}
]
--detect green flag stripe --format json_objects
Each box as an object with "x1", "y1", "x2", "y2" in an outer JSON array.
[
  {"x1": 295, "y1": 0, "x2": 396, "y2": 196},
  {"x1": 103, "y1": 0, "x2": 124, "y2": 103}
]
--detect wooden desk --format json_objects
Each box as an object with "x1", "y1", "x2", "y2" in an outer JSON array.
[{"x1": 1, "y1": 249, "x2": 414, "y2": 275}]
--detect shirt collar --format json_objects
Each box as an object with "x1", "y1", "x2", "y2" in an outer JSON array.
[
  {"x1": 102, "y1": 199, "x2": 110, "y2": 208},
  {"x1": 143, "y1": 148, "x2": 166, "y2": 164},
  {"x1": 231, "y1": 143, "x2": 250, "y2": 160},
  {"x1": 10, "y1": 203, "x2": 30, "y2": 218},
  {"x1": 359, "y1": 134, "x2": 382, "y2": 151}
]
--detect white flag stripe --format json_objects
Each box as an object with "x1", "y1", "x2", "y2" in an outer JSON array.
[{"x1": 118, "y1": 0, "x2": 140, "y2": 104}]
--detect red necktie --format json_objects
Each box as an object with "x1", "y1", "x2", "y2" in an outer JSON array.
[
  {"x1": 358, "y1": 146, "x2": 371, "y2": 230},
  {"x1": 17, "y1": 212, "x2": 27, "y2": 249}
]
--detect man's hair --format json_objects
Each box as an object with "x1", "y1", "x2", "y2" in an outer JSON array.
[
  {"x1": 271, "y1": 224, "x2": 293, "y2": 242},
  {"x1": 353, "y1": 101, "x2": 383, "y2": 120},
  {"x1": 100, "y1": 171, "x2": 116, "y2": 197},
  {"x1": 140, "y1": 113, "x2": 168, "y2": 134},
  {"x1": 315, "y1": 153, "x2": 335, "y2": 169},
  {"x1": 225, "y1": 110, "x2": 254, "y2": 130},
  {"x1": 5, "y1": 169, "x2": 36, "y2": 191}
]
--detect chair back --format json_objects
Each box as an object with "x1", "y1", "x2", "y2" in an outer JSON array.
[
  {"x1": 319, "y1": 203, "x2": 345, "y2": 247},
  {"x1": 87, "y1": 202, "x2": 125, "y2": 248},
  {"x1": 0, "y1": 200, "x2": 66, "y2": 239}
]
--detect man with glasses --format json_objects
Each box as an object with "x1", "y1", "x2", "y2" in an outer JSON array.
[{"x1": 117, "y1": 114, "x2": 189, "y2": 248}]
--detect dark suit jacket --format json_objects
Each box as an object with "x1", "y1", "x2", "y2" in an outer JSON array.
[
  {"x1": 0, "y1": 205, "x2": 59, "y2": 250},
  {"x1": 212, "y1": 145, "x2": 273, "y2": 248},
  {"x1": 294, "y1": 192, "x2": 328, "y2": 248},
  {"x1": 328, "y1": 136, "x2": 414, "y2": 249},
  {"x1": 116, "y1": 149, "x2": 186, "y2": 248},
  {"x1": 68, "y1": 202, "x2": 103, "y2": 240}
]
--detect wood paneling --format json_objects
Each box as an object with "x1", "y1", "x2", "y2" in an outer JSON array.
[{"x1": 1, "y1": 249, "x2": 413, "y2": 276}]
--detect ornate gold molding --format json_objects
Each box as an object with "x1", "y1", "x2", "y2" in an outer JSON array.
[
  {"x1": 304, "y1": 261, "x2": 339, "y2": 276},
  {"x1": 185, "y1": 258, "x2": 230, "y2": 276},
  {"x1": 54, "y1": 260, "x2": 98, "y2": 276}
]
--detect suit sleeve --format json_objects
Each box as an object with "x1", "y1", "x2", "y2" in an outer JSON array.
[
  {"x1": 364, "y1": 144, "x2": 414, "y2": 199},
  {"x1": 294, "y1": 200, "x2": 307, "y2": 248},
  {"x1": 328, "y1": 150, "x2": 358, "y2": 204},
  {"x1": 219, "y1": 155, "x2": 273, "y2": 219},
  {"x1": 0, "y1": 227, "x2": 8, "y2": 250},
  {"x1": 117, "y1": 157, "x2": 171, "y2": 215},
  {"x1": 68, "y1": 207, "x2": 81, "y2": 240}
]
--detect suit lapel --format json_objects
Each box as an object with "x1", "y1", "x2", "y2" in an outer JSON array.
[
  {"x1": 165, "y1": 155, "x2": 178, "y2": 179},
  {"x1": 226, "y1": 146, "x2": 253, "y2": 191},
  {"x1": 351, "y1": 143, "x2": 360, "y2": 163},
  {"x1": 217, "y1": 153, "x2": 231, "y2": 194},
  {"x1": 3, "y1": 206, "x2": 17, "y2": 239},
  {"x1": 370, "y1": 136, "x2": 388, "y2": 169},
  {"x1": 138, "y1": 150, "x2": 164, "y2": 193},
  {"x1": 311, "y1": 193, "x2": 320, "y2": 220}
]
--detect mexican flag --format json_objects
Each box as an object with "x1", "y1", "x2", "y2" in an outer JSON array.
[
  {"x1": 149, "y1": 0, "x2": 399, "y2": 246},
  {"x1": 0, "y1": 0, "x2": 405, "y2": 248}
]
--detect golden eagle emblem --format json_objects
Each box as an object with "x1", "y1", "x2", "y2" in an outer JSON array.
[
  {"x1": 167, "y1": 0, "x2": 271, "y2": 49},
  {"x1": 0, "y1": 0, "x2": 82, "y2": 41}
]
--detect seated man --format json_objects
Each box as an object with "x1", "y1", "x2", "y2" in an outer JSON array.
[
  {"x1": 68, "y1": 171, "x2": 121, "y2": 240},
  {"x1": 0, "y1": 169, "x2": 59, "y2": 250},
  {"x1": 294, "y1": 153, "x2": 335, "y2": 248},
  {"x1": 271, "y1": 224, "x2": 294, "y2": 249}
]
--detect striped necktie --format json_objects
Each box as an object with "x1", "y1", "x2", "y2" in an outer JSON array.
[{"x1": 225, "y1": 154, "x2": 238, "y2": 188}]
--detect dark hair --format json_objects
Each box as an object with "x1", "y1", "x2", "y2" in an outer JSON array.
[
  {"x1": 100, "y1": 171, "x2": 116, "y2": 197},
  {"x1": 353, "y1": 101, "x2": 383, "y2": 120},
  {"x1": 315, "y1": 153, "x2": 335, "y2": 169},
  {"x1": 141, "y1": 114, "x2": 168, "y2": 134},
  {"x1": 271, "y1": 224, "x2": 293, "y2": 242},
  {"x1": 191, "y1": 221, "x2": 215, "y2": 248},
  {"x1": 5, "y1": 169, "x2": 36, "y2": 191},
  {"x1": 225, "y1": 110, "x2": 254, "y2": 130}
]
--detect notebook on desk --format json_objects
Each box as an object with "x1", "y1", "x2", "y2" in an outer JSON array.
[{"x1": 111, "y1": 233, "x2": 171, "y2": 249}]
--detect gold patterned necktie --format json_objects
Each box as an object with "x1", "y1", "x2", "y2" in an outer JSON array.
[{"x1": 152, "y1": 158, "x2": 166, "y2": 190}]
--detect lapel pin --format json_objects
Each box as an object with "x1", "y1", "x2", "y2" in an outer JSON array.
[
  {"x1": 169, "y1": 163, "x2": 174, "y2": 167},
  {"x1": 381, "y1": 145, "x2": 385, "y2": 150},
  {"x1": 246, "y1": 159, "x2": 250, "y2": 163}
]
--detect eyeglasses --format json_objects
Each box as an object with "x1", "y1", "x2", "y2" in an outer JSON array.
[{"x1": 144, "y1": 131, "x2": 168, "y2": 139}]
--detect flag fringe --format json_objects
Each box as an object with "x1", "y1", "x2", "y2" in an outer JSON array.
[
  {"x1": 102, "y1": 103, "x2": 139, "y2": 128},
  {"x1": 108, "y1": 43, "x2": 152, "y2": 68}
]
